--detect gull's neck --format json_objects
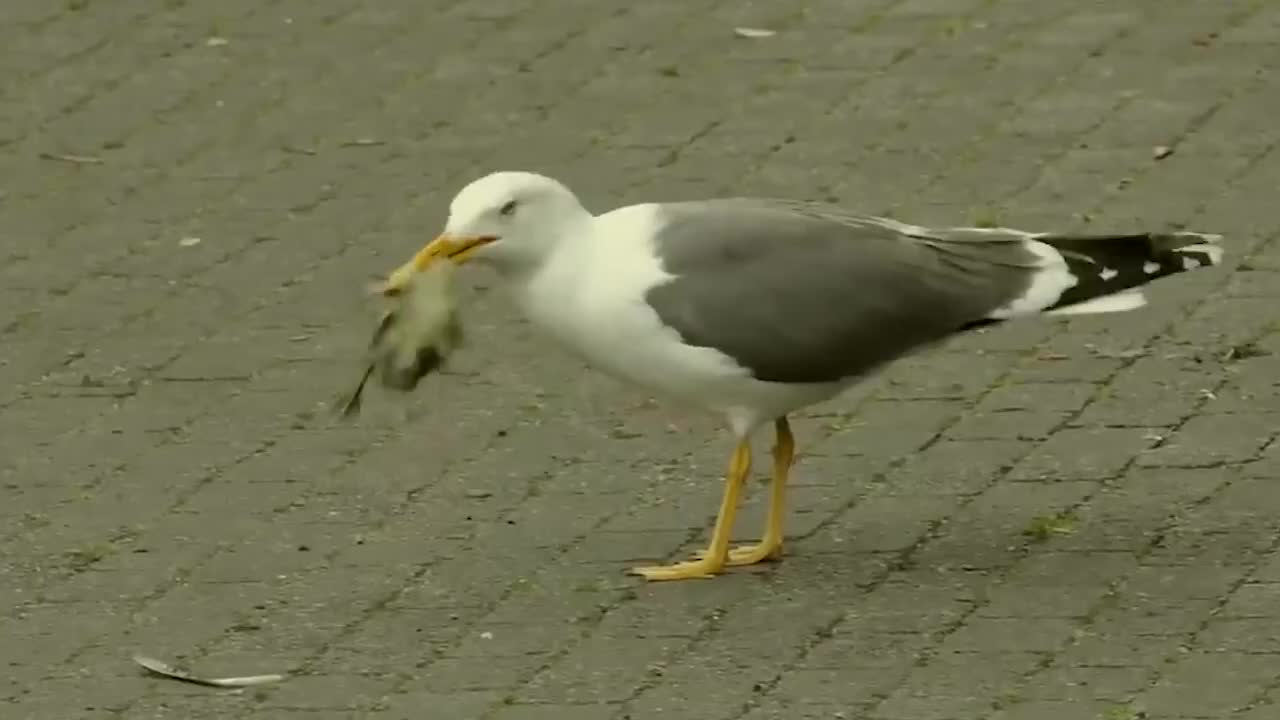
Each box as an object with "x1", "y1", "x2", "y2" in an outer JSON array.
[
  {"x1": 552, "y1": 210, "x2": 598, "y2": 254},
  {"x1": 483, "y1": 209, "x2": 597, "y2": 283}
]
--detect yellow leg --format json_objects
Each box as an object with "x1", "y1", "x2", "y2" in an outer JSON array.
[
  {"x1": 694, "y1": 417, "x2": 794, "y2": 566},
  {"x1": 629, "y1": 438, "x2": 752, "y2": 581}
]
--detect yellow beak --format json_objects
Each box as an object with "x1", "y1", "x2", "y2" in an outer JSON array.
[{"x1": 379, "y1": 233, "x2": 495, "y2": 296}]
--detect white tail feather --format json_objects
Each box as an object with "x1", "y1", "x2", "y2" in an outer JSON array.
[
  {"x1": 1174, "y1": 242, "x2": 1224, "y2": 266},
  {"x1": 1045, "y1": 289, "x2": 1147, "y2": 316},
  {"x1": 985, "y1": 241, "x2": 1077, "y2": 319}
]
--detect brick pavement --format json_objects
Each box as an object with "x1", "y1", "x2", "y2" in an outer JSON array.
[{"x1": 2, "y1": 1, "x2": 1279, "y2": 718}]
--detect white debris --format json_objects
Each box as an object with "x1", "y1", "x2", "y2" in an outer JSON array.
[{"x1": 133, "y1": 654, "x2": 284, "y2": 688}]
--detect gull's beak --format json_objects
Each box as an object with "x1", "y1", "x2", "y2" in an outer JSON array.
[{"x1": 379, "y1": 233, "x2": 495, "y2": 296}]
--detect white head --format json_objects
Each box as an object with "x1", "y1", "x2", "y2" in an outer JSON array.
[{"x1": 382, "y1": 171, "x2": 591, "y2": 291}]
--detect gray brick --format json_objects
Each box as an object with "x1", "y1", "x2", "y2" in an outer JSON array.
[
  {"x1": 945, "y1": 409, "x2": 1069, "y2": 442},
  {"x1": 489, "y1": 704, "x2": 618, "y2": 720},
  {"x1": 1008, "y1": 427, "x2": 1157, "y2": 481},
  {"x1": 1019, "y1": 664, "x2": 1149, "y2": 702},
  {"x1": 798, "y1": 494, "x2": 958, "y2": 554},
  {"x1": 978, "y1": 552, "x2": 1137, "y2": 619},
  {"x1": 941, "y1": 617, "x2": 1078, "y2": 654},
  {"x1": 257, "y1": 674, "x2": 396, "y2": 711},
  {"x1": 989, "y1": 699, "x2": 1120, "y2": 720},
  {"x1": 872, "y1": 651, "x2": 1042, "y2": 719},
  {"x1": 882, "y1": 438, "x2": 1032, "y2": 496},
  {"x1": 381, "y1": 691, "x2": 505, "y2": 720},
  {"x1": 1199, "y1": 619, "x2": 1280, "y2": 654},
  {"x1": 1139, "y1": 651, "x2": 1277, "y2": 716},
  {"x1": 1136, "y1": 414, "x2": 1277, "y2": 468}
]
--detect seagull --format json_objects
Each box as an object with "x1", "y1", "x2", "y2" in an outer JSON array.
[{"x1": 380, "y1": 171, "x2": 1224, "y2": 582}]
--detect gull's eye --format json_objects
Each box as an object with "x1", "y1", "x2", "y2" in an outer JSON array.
[{"x1": 499, "y1": 200, "x2": 518, "y2": 217}]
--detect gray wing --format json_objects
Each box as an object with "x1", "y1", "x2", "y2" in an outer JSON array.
[{"x1": 644, "y1": 199, "x2": 1041, "y2": 384}]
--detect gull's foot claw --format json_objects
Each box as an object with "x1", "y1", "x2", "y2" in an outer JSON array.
[
  {"x1": 691, "y1": 541, "x2": 782, "y2": 566},
  {"x1": 628, "y1": 558, "x2": 724, "y2": 581}
]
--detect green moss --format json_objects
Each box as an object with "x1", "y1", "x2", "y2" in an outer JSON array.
[{"x1": 1023, "y1": 511, "x2": 1078, "y2": 542}]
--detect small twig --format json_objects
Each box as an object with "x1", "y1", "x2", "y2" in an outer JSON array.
[
  {"x1": 334, "y1": 362, "x2": 376, "y2": 420},
  {"x1": 39, "y1": 152, "x2": 103, "y2": 165}
]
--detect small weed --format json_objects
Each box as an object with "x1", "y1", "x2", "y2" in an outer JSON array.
[
  {"x1": 993, "y1": 689, "x2": 1024, "y2": 709},
  {"x1": 22, "y1": 512, "x2": 50, "y2": 529},
  {"x1": 1101, "y1": 704, "x2": 1143, "y2": 720},
  {"x1": 1023, "y1": 511, "x2": 1079, "y2": 542},
  {"x1": 609, "y1": 426, "x2": 643, "y2": 440},
  {"x1": 972, "y1": 209, "x2": 1001, "y2": 228},
  {"x1": 1223, "y1": 342, "x2": 1269, "y2": 361},
  {"x1": 251, "y1": 687, "x2": 273, "y2": 703},
  {"x1": 63, "y1": 544, "x2": 110, "y2": 570},
  {"x1": 110, "y1": 525, "x2": 143, "y2": 544},
  {"x1": 572, "y1": 578, "x2": 605, "y2": 593}
]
